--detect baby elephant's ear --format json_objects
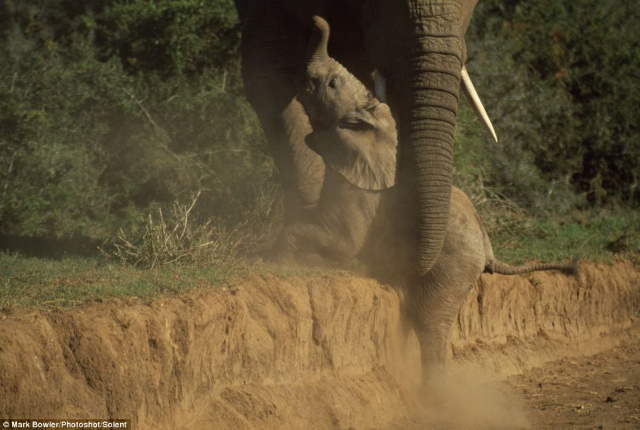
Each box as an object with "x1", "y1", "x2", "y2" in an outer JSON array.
[{"x1": 308, "y1": 103, "x2": 398, "y2": 191}]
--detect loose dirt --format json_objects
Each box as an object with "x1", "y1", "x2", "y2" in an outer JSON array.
[
  {"x1": 509, "y1": 334, "x2": 640, "y2": 429},
  {"x1": 0, "y1": 259, "x2": 639, "y2": 429},
  {"x1": 385, "y1": 326, "x2": 640, "y2": 430}
]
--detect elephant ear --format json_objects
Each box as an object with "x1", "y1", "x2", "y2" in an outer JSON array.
[{"x1": 307, "y1": 102, "x2": 397, "y2": 191}]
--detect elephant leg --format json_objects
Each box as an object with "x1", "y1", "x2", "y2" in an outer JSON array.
[
  {"x1": 276, "y1": 221, "x2": 352, "y2": 264},
  {"x1": 257, "y1": 99, "x2": 325, "y2": 222},
  {"x1": 410, "y1": 187, "x2": 487, "y2": 382},
  {"x1": 240, "y1": 7, "x2": 325, "y2": 222},
  {"x1": 411, "y1": 272, "x2": 473, "y2": 377}
]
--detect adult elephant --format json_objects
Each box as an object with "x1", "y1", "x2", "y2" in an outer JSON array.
[{"x1": 235, "y1": 0, "x2": 484, "y2": 380}]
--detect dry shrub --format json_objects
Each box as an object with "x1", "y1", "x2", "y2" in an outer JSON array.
[
  {"x1": 233, "y1": 182, "x2": 283, "y2": 257},
  {"x1": 462, "y1": 172, "x2": 530, "y2": 240},
  {"x1": 101, "y1": 191, "x2": 243, "y2": 269}
]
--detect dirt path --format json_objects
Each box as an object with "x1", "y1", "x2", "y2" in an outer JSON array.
[
  {"x1": 508, "y1": 336, "x2": 640, "y2": 429},
  {"x1": 385, "y1": 334, "x2": 640, "y2": 430}
]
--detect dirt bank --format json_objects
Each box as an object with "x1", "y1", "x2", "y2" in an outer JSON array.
[
  {"x1": 452, "y1": 259, "x2": 640, "y2": 377},
  {"x1": 1, "y1": 260, "x2": 639, "y2": 429}
]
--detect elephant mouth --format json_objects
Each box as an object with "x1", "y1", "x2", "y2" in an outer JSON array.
[
  {"x1": 299, "y1": 94, "x2": 334, "y2": 131},
  {"x1": 304, "y1": 106, "x2": 332, "y2": 130}
]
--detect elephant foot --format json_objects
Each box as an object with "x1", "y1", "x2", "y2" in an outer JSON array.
[
  {"x1": 420, "y1": 351, "x2": 450, "y2": 389},
  {"x1": 412, "y1": 305, "x2": 461, "y2": 390}
]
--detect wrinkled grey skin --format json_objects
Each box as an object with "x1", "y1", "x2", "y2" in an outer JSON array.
[
  {"x1": 234, "y1": 2, "x2": 476, "y2": 381},
  {"x1": 234, "y1": 1, "x2": 573, "y2": 385},
  {"x1": 235, "y1": 0, "x2": 479, "y2": 276},
  {"x1": 277, "y1": 17, "x2": 577, "y2": 378}
]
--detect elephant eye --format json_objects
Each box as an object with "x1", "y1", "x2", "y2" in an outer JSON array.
[
  {"x1": 305, "y1": 78, "x2": 319, "y2": 93},
  {"x1": 328, "y1": 75, "x2": 339, "y2": 89}
]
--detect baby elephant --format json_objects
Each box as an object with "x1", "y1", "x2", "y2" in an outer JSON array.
[
  {"x1": 275, "y1": 16, "x2": 397, "y2": 265},
  {"x1": 276, "y1": 16, "x2": 576, "y2": 277}
]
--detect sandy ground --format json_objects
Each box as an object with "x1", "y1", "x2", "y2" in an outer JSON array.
[
  {"x1": 1, "y1": 260, "x2": 638, "y2": 429},
  {"x1": 509, "y1": 335, "x2": 640, "y2": 429},
  {"x1": 385, "y1": 331, "x2": 640, "y2": 430}
]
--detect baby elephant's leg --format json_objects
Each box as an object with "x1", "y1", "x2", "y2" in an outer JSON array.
[{"x1": 279, "y1": 221, "x2": 360, "y2": 264}]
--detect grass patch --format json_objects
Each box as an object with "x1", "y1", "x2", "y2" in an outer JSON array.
[
  {"x1": 0, "y1": 253, "x2": 238, "y2": 310},
  {"x1": 1, "y1": 207, "x2": 637, "y2": 311},
  {"x1": 489, "y1": 208, "x2": 640, "y2": 264},
  {"x1": 0, "y1": 190, "x2": 330, "y2": 311},
  {"x1": 0, "y1": 253, "x2": 343, "y2": 311}
]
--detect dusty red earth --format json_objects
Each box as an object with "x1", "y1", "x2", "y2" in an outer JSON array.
[
  {"x1": 0, "y1": 259, "x2": 639, "y2": 429},
  {"x1": 384, "y1": 326, "x2": 640, "y2": 430},
  {"x1": 510, "y1": 334, "x2": 640, "y2": 429}
]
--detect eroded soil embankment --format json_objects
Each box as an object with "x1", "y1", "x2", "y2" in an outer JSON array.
[{"x1": 0, "y1": 260, "x2": 639, "y2": 429}]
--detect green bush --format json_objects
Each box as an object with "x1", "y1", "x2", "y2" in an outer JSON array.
[
  {"x1": 98, "y1": 0, "x2": 240, "y2": 76},
  {"x1": 0, "y1": 0, "x2": 275, "y2": 241},
  {"x1": 2, "y1": 0, "x2": 638, "y2": 254},
  {"x1": 0, "y1": 30, "x2": 133, "y2": 237},
  {"x1": 466, "y1": 0, "x2": 640, "y2": 208}
]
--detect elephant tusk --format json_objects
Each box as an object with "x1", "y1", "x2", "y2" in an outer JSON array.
[
  {"x1": 372, "y1": 69, "x2": 387, "y2": 103},
  {"x1": 461, "y1": 66, "x2": 498, "y2": 144}
]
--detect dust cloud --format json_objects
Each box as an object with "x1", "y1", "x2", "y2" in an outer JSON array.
[
  {"x1": 418, "y1": 367, "x2": 530, "y2": 429},
  {"x1": 386, "y1": 367, "x2": 531, "y2": 429},
  {"x1": 387, "y1": 329, "x2": 530, "y2": 429}
]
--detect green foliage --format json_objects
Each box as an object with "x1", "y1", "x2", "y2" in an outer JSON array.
[
  {"x1": 0, "y1": 0, "x2": 274, "y2": 240},
  {"x1": 1, "y1": 0, "x2": 638, "y2": 279},
  {"x1": 98, "y1": 0, "x2": 240, "y2": 76},
  {"x1": 466, "y1": 0, "x2": 640, "y2": 208},
  {"x1": 0, "y1": 31, "x2": 134, "y2": 237}
]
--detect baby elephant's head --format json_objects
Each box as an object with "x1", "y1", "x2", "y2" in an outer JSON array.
[
  {"x1": 300, "y1": 16, "x2": 376, "y2": 130},
  {"x1": 301, "y1": 16, "x2": 398, "y2": 192}
]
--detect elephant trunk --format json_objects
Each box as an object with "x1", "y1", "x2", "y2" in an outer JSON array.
[
  {"x1": 407, "y1": 0, "x2": 464, "y2": 276},
  {"x1": 307, "y1": 16, "x2": 330, "y2": 65}
]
